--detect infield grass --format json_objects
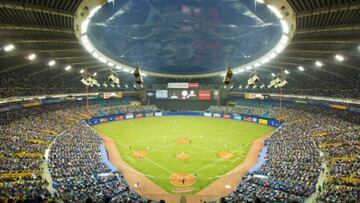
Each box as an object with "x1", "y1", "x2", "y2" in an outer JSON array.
[{"x1": 93, "y1": 116, "x2": 275, "y2": 194}]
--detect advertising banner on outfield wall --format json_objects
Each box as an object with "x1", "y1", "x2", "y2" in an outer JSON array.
[
  {"x1": 145, "y1": 113, "x2": 154, "y2": 117},
  {"x1": 125, "y1": 114, "x2": 134, "y2": 119},
  {"x1": 115, "y1": 115, "x2": 124, "y2": 120},
  {"x1": 233, "y1": 115, "x2": 242, "y2": 120},
  {"x1": 85, "y1": 111, "x2": 282, "y2": 128},
  {"x1": 100, "y1": 118, "x2": 108, "y2": 123},
  {"x1": 259, "y1": 119, "x2": 268, "y2": 125},
  {"x1": 223, "y1": 114, "x2": 231, "y2": 119},
  {"x1": 213, "y1": 113, "x2": 221, "y2": 118}
]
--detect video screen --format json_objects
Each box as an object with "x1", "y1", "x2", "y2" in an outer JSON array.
[
  {"x1": 155, "y1": 90, "x2": 168, "y2": 99},
  {"x1": 168, "y1": 90, "x2": 198, "y2": 100}
]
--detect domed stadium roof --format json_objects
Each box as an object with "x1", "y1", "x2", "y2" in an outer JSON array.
[
  {"x1": 86, "y1": 0, "x2": 283, "y2": 76},
  {"x1": 0, "y1": 0, "x2": 359, "y2": 81}
]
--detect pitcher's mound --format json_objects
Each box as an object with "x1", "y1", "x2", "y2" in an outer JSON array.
[
  {"x1": 169, "y1": 172, "x2": 196, "y2": 186},
  {"x1": 132, "y1": 150, "x2": 148, "y2": 158},
  {"x1": 176, "y1": 152, "x2": 191, "y2": 159},
  {"x1": 176, "y1": 138, "x2": 191, "y2": 144},
  {"x1": 218, "y1": 150, "x2": 234, "y2": 159}
]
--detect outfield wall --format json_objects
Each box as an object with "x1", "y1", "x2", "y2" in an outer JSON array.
[{"x1": 85, "y1": 111, "x2": 282, "y2": 127}]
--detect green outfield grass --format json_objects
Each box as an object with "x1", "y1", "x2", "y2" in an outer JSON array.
[{"x1": 93, "y1": 116, "x2": 275, "y2": 194}]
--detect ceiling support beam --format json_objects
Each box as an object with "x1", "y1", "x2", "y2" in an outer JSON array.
[
  {"x1": 296, "y1": 24, "x2": 360, "y2": 34},
  {"x1": 0, "y1": 24, "x2": 74, "y2": 33},
  {"x1": 9, "y1": 40, "x2": 79, "y2": 44},
  {"x1": 0, "y1": 2, "x2": 74, "y2": 18},
  {"x1": 297, "y1": 2, "x2": 360, "y2": 18},
  {"x1": 290, "y1": 40, "x2": 360, "y2": 44}
]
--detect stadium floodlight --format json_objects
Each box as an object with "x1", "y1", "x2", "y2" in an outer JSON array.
[
  {"x1": 260, "y1": 84, "x2": 265, "y2": 89},
  {"x1": 253, "y1": 85, "x2": 257, "y2": 89},
  {"x1": 267, "y1": 5, "x2": 283, "y2": 20},
  {"x1": 108, "y1": 62, "x2": 115, "y2": 67},
  {"x1": 65, "y1": 65, "x2": 72, "y2": 71},
  {"x1": 280, "y1": 20, "x2": 289, "y2": 34},
  {"x1": 335, "y1": 54, "x2": 345, "y2": 62},
  {"x1": 238, "y1": 85, "x2": 242, "y2": 89},
  {"x1": 103, "y1": 83, "x2": 108, "y2": 88},
  {"x1": 245, "y1": 85, "x2": 249, "y2": 89},
  {"x1": 93, "y1": 72, "x2": 97, "y2": 76},
  {"x1": 98, "y1": 57, "x2": 107, "y2": 64},
  {"x1": 27, "y1": 53, "x2": 36, "y2": 61},
  {"x1": 115, "y1": 65, "x2": 122, "y2": 70},
  {"x1": 315, "y1": 61, "x2": 323, "y2": 67},
  {"x1": 245, "y1": 66, "x2": 252, "y2": 70},
  {"x1": 124, "y1": 84, "x2": 129, "y2": 88},
  {"x1": 80, "y1": 69, "x2": 84, "y2": 74},
  {"x1": 284, "y1": 70, "x2": 290, "y2": 74},
  {"x1": 48, "y1": 60, "x2": 56, "y2": 66},
  {"x1": 3, "y1": 44, "x2": 15, "y2": 52},
  {"x1": 256, "y1": 0, "x2": 265, "y2": 3},
  {"x1": 298, "y1": 66, "x2": 304, "y2": 71},
  {"x1": 269, "y1": 52, "x2": 277, "y2": 59},
  {"x1": 271, "y1": 73, "x2": 275, "y2": 77}
]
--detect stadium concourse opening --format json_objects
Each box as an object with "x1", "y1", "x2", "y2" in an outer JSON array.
[{"x1": 1, "y1": 0, "x2": 360, "y2": 203}]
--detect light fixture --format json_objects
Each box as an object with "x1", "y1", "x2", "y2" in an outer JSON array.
[
  {"x1": 284, "y1": 70, "x2": 290, "y2": 74},
  {"x1": 238, "y1": 85, "x2": 242, "y2": 89},
  {"x1": 108, "y1": 62, "x2": 115, "y2": 67},
  {"x1": 245, "y1": 66, "x2": 253, "y2": 70},
  {"x1": 335, "y1": 54, "x2": 345, "y2": 62},
  {"x1": 48, "y1": 60, "x2": 56, "y2": 66},
  {"x1": 65, "y1": 65, "x2": 72, "y2": 71},
  {"x1": 27, "y1": 53, "x2": 36, "y2": 61},
  {"x1": 315, "y1": 61, "x2": 323, "y2": 67},
  {"x1": 3, "y1": 44, "x2": 15, "y2": 52},
  {"x1": 80, "y1": 69, "x2": 84, "y2": 74},
  {"x1": 93, "y1": 72, "x2": 97, "y2": 76},
  {"x1": 271, "y1": 73, "x2": 275, "y2": 77},
  {"x1": 298, "y1": 66, "x2": 304, "y2": 71}
]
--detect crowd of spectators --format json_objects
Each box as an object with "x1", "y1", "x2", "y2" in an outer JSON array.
[
  {"x1": 208, "y1": 102, "x2": 360, "y2": 202},
  {"x1": 233, "y1": 74, "x2": 360, "y2": 100},
  {"x1": 0, "y1": 97, "x2": 159, "y2": 202},
  {"x1": 0, "y1": 71, "x2": 134, "y2": 98},
  {"x1": 48, "y1": 122, "x2": 148, "y2": 202}
]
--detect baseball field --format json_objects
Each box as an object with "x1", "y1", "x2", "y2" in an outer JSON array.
[{"x1": 93, "y1": 116, "x2": 274, "y2": 194}]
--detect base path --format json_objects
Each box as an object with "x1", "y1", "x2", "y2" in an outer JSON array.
[{"x1": 101, "y1": 134, "x2": 269, "y2": 203}]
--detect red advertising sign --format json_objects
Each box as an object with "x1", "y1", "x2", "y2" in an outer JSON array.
[
  {"x1": 199, "y1": 90, "x2": 211, "y2": 100},
  {"x1": 244, "y1": 116, "x2": 252, "y2": 122},
  {"x1": 223, "y1": 114, "x2": 231, "y2": 119},
  {"x1": 115, "y1": 115, "x2": 124, "y2": 120},
  {"x1": 135, "y1": 114, "x2": 143, "y2": 118},
  {"x1": 189, "y1": 82, "x2": 200, "y2": 88}
]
